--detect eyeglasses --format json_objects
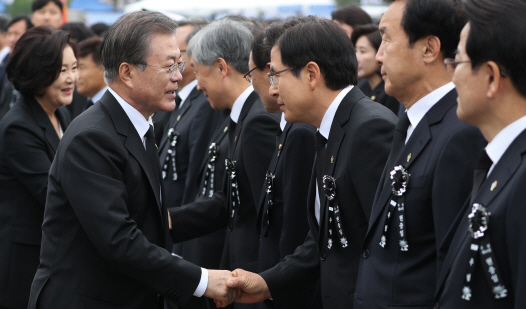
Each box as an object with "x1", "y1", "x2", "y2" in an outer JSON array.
[
  {"x1": 138, "y1": 60, "x2": 187, "y2": 78},
  {"x1": 267, "y1": 67, "x2": 293, "y2": 87},
  {"x1": 243, "y1": 66, "x2": 257, "y2": 84},
  {"x1": 444, "y1": 58, "x2": 507, "y2": 77}
]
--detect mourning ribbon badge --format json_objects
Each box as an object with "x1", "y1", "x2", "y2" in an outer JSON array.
[
  {"x1": 261, "y1": 171, "x2": 275, "y2": 236},
  {"x1": 225, "y1": 158, "x2": 240, "y2": 231},
  {"x1": 461, "y1": 203, "x2": 507, "y2": 301},
  {"x1": 380, "y1": 165, "x2": 410, "y2": 251},
  {"x1": 323, "y1": 175, "x2": 348, "y2": 249},
  {"x1": 201, "y1": 142, "x2": 218, "y2": 198},
  {"x1": 162, "y1": 128, "x2": 179, "y2": 180}
]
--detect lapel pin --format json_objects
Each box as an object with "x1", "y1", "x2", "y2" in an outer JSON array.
[
  {"x1": 224, "y1": 126, "x2": 228, "y2": 132},
  {"x1": 177, "y1": 115, "x2": 181, "y2": 121},
  {"x1": 331, "y1": 156, "x2": 334, "y2": 164},
  {"x1": 407, "y1": 153, "x2": 412, "y2": 162},
  {"x1": 234, "y1": 136, "x2": 238, "y2": 142},
  {"x1": 490, "y1": 181, "x2": 497, "y2": 191},
  {"x1": 371, "y1": 95, "x2": 376, "y2": 101},
  {"x1": 155, "y1": 144, "x2": 158, "y2": 149}
]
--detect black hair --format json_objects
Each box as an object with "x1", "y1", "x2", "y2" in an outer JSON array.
[
  {"x1": 277, "y1": 16, "x2": 358, "y2": 90},
  {"x1": 251, "y1": 31, "x2": 268, "y2": 70},
  {"x1": 0, "y1": 15, "x2": 9, "y2": 33},
  {"x1": 394, "y1": 0, "x2": 467, "y2": 59},
  {"x1": 31, "y1": 0, "x2": 63, "y2": 12},
  {"x1": 7, "y1": 15, "x2": 33, "y2": 30},
  {"x1": 331, "y1": 5, "x2": 372, "y2": 27},
  {"x1": 60, "y1": 22, "x2": 95, "y2": 42},
  {"x1": 462, "y1": 0, "x2": 526, "y2": 97},
  {"x1": 6, "y1": 27, "x2": 78, "y2": 97},
  {"x1": 90, "y1": 23, "x2": 110, "y2": 38},
  {"x1": 78, "y1": 36, "x2": 103, "y2": 66},
  {"x1": 351, "y1": 23, "x2": 381, "y2": 51}
]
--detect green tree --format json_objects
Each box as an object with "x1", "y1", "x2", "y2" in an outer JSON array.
[
  {"x1": 5, "y1": 0, "x2": 33, "y2": 17},
  {"x1": 335, "y1": 0, "x2": 361, "y2": 7}
]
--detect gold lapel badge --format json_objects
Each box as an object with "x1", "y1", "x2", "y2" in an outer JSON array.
[
  {"x1": 224, "y1": 126, "x2": 228, "y2": 132},
  {"x1": 490, "y1": 181, "x2": 497, "y2": 191},
  {"x1": 177, "y1": 115, "x2": 181, "y2": 121},
  {"x1": 407, "y1": 153, "x2": 412, "y2": 162},
  {"x1": 331, "y1": 156, "x2": 334, "y2": 164}
]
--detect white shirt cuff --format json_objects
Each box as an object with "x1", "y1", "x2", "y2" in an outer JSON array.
[{"x1": 193, "y1": 268, "x2": 209, "y2": 297}]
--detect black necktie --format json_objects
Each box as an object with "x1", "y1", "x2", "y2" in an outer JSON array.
[
  {"x1": 175, "y1": 95, "x2": 182, "y2": 109},
  {"x1": 145, "y1": 125, "x2": 161, "y2": 191},
  {"x1": 385, "y1": 112, "x2": 411, "y2": 180},
  {"x1": 470, "y1": 150, "x2": 493, "y2": 204},
  {"x1": 276, "y1": 127, "x2": 283, "y2": 148},
  {"x1": 315, "y1": 131, "x2": 327, "y2": 197},
  {"x1": 228, "y1": 119, "x2": 237, "y2": 149}
]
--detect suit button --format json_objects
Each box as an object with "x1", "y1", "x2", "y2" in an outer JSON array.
[
  {"x1": 320, "y1": 253, "x2": 326, "y2": 261},
  {"x1": 362, "y1": 249, "x2": 369, "y2": 259}
]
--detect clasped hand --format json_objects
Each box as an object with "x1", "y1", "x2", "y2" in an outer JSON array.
[{"x1": 206, "y1": 269, "x2": 272, "y2": 307}]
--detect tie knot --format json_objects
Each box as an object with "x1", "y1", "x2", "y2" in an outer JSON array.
[
  {"x1": 175, "y1": 95, "x2": 182, "y2": 107},
  {"x1": 316, "y1": 131, "x2": 327, "y2": 148},
  {"x1": 477, "y1": 150, "x2": 493, "y2": 170},
  {"x1": 396, "y1": 112, "x2": 411, "y2": 135},
  {"x1": 145, "y1": 125, "x2": 156, "y2": 141}
]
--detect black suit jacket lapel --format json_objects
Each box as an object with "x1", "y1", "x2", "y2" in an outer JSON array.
[
  {"x1": 256, "y1": 121, "x2": 290, "y2": 233},
  {"x1": 99, "y1": 91, "x2": 162, "y2": 215},
  {"x1": 436, "y1": 131, "x2": 526, "y2": 295},
  {"x1": 158, "y1": 87, "x2": 200, "y2": 153},
  {"x1": 368, "y1": 89, "x2": 457, "y2": 231},
  {"x1": 318, "y1": 88, "x2": 358, "y2": 244},
  {"x1": 22, "y1": 96, "x2": 63, "y2": 153},
  {"x1": 228, "y1": 91, "x2": 259, "y2": 158}
]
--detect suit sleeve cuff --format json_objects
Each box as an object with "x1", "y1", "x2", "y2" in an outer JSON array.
[{"x1": 193, "y1": 268, "x2": 208, "y2": 297}]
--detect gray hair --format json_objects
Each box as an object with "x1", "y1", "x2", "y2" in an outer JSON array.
[
  {"x1": 101, "y1": 11, "x2": 178, "y2": 83},
  {"x1": 187, "y1": 19, "x2": 253, "y2": 74}
]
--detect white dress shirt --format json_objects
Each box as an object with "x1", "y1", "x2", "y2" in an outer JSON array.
[
  {"x1": 177, "y1": 79, "x2": 198, "y2": 109},
  {"x1": 486, "y1": 115, "x2": 526, "y2": 176},
  {"x1": 404, "y1": 82, "x2": 455, "y2": 143},
  {"x1": 0, "y1": 46, "x2": 10, "y2": 65},
  {"x1": 90, "y1": 86, "x2": 108, "y2": 105},
  {"x1": 230, "y1": 86, "x2": 254, "y2": 123},
  {"x1": 280, "y1": 113, "x2": 287, "y2": 131},
  {"x1": 314, "y1": 85, "x2": 354, "y2": 224},
  {"x1": 107, "y1": 88, "x2": 208, "y2": 297}
]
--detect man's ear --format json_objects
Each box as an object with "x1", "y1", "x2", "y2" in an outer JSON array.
[
  {"x1": 422, "y1": 35, "x2": 442, "y2": 64},
  {"x1": 486, "y1": 61, "x2": 504, "y2": 99},
  {"x1": 119, "y1": 62, "x2": 135, "y2": 89},
  {"x1": 305, "y1": 61, "x2": 321, "y2": 90},
  {"x1": 216, "y1": 58, "x2": 228, "y2": 78}
]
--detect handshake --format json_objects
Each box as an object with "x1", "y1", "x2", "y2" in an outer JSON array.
[{"x1": 204, "y1": 269, "x2": 271, "y2": 307}]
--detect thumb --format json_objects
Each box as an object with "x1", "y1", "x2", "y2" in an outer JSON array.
[{"x1": 227, "y1": 276, "x2": 245, "y2": 288}]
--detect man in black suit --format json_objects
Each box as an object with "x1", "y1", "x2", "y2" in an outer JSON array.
[
  {"x1": 436, "y1": 1, "x2": 526, "y2": 307},
  {"x1": 353, "y1": 1, "x2": 486, "y2": 308},
  {"x1": 249, "y1": 20, "x2": 320, "y2": 309},
  {"x1": 168, "y1": 18, "x2": 280, "y2": 309},
  {"x1": 160, "y1": 20, "x2": 229, "y2": 309},
  {"x1": 226, "y1": 17, "x2": 397, "y2": 309},
  {"x1": 28, "y1": 11, "x2": 238, "y2": 309}
]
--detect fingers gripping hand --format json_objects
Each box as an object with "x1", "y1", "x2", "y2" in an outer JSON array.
[{"x1": 225, "y1": 269, "x2": 271, "y2": 304}]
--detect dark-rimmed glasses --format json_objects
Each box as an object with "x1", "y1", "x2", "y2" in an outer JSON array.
[
  {"x1": 444, "y1": 58, "x2": 507, "y2": 77},
  {"x1": 243, "y1": 66, "x2": 257, "y2": 84},
  {"x1": 138, "y1": 60, "x2": 187, "y2": 79},
  {"x1": 267, "y1": 67, "x2": 293, "y2": 87}
]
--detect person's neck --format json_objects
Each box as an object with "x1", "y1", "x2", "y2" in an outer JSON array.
[
  {"x1": 403, "y1": 72, "x2": 451, "y2": 110},
  {"x1": 310, "y1": 88, "x2": 343, "y2": 128},
  {"x1": 109, "y1": 82, "x2": 152, "y2": 120},
  {"x1": 479, "y1": 93, "x2": 526, "y2": 143},
  {"x1": 227, "y1": 80, "x2": 251, "y2": 110},
  {"x1": 367, "y1": 73, "x2": 382, "y2": 91}
]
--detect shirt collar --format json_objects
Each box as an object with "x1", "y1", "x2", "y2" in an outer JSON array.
[
  {"x1": 230, "y1": 85, "x2": 254, "y2": 123},
  {"x1": 108, "y1": 87, "x2": 153, "y2": 142},
  {"x1": 318, "y1": 85, "x2": 354, "y2": 139},
  {"x1": 177, "y1": 79, "x2": 198, "y2": 109},
  {"x1": 406, "y1": 82, "x2": 455, "y2": 132},
  {"x1": 91, "y1": 86, "x2": 109, "y2": 103},
  {"x1": 486, "y1": 115, "x2": 526, "y2": 174},
  {"x1": 0, "y1": 46, "x2": 9, "y2": 63},
  {"x1": 280, "y1": 113, "x2": 287, "y2": 131}
]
